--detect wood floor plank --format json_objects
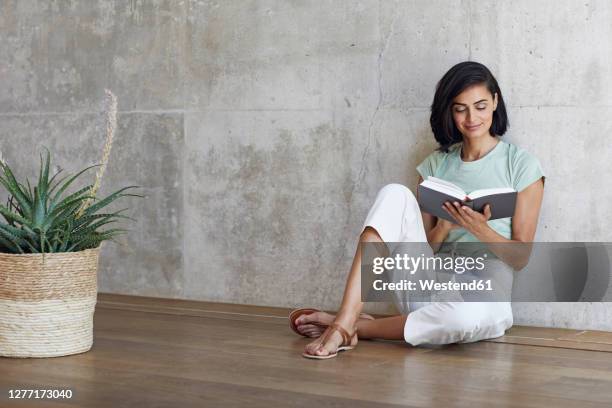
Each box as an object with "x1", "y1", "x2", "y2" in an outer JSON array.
[
  {"x1": 97, "y1": 293, "x2": 612, "y2": 352},
  {"x1": 2, "y1": 295, "x2": 612, "y2": 407},
  {"x1": 557, "y1": 330, "x2": 612, "y2": 344}
]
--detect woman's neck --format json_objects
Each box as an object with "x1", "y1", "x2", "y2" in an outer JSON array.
[{"x1": 461, "y1": 136, "x2": 499, "y2": 161}]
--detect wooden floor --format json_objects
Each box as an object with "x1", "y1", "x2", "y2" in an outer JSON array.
[{"x1": 2, "y1": 294, "x2": 612, "y2": 407}]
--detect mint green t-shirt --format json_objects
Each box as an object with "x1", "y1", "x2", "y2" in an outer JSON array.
[{"x1": 416, "y1": 139, "x2": 545, "y2": 246}]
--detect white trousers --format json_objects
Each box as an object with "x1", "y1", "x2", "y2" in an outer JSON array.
[{"x1": 361, "y1": 184, "x2": 513, "y2": 346}]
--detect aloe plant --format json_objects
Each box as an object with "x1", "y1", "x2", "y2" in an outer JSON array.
[{"x1": 0, "y1": 150, "x2": 139, "y2": 254}]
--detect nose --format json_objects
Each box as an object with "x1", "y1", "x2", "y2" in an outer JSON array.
[{"x1": 465, "y1": 108, "x2": 473, "y2": 121}]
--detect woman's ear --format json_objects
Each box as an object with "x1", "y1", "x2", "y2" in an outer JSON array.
[{"x1": 493, "y1": 92, "x2": 498, "y2": 111}]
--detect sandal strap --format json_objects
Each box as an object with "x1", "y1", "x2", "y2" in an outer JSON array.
[{"x1": 327, "y1": 322, "x2": 354, "y2": 346}]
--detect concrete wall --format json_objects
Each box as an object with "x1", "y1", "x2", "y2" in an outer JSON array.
[{"x1": 1, "y1": 1, "x2": 611, "y2": 330}]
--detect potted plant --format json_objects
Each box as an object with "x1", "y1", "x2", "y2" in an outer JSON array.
[{"x1": 0, "y1": 90, "x2": 139, "y2": 358}]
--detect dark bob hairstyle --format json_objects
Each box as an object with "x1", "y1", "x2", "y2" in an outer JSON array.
[{"x1": 430, "y1": 61, "x2": 508, "y2": 152}]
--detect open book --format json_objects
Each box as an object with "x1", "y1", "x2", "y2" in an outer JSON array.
[{"x1": 417, "y1": 177, "x2": 517, "y2": 223}]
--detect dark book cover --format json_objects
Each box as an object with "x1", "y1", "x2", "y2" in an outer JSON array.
[{"x1": 417, "y1": 185, "x2": 517, "y2": 223}]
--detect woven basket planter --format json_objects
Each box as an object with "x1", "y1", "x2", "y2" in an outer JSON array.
[{"x1": 0, "y1": 247, "x2": 99, "y2": 358}]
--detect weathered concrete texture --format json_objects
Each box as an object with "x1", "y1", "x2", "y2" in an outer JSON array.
[
  {"x1": 98, "y1": 113, "x2": 184, "y2": 298},
  {"x1": 2, "y1": 0, "x2": 612, "y2": 329},
  {"x1": 507, "y1": 107, "x2": 612, "y2": 241},
  {"x1": 0, "y1": 0, "x2": 185, "y2": 112},
  {"x1": 502, "y1": 107, "x2": 612, "y2": 330},
  {"x1": 377, "y1": 0, "x2": 471, "y2": 110},
  {"x1": 470, "y1": 1, "x2": 612, "y2": 107},
  {"x1": 185, "y1": 0, "x2": 381, "y2": 111},
  {"x1": 184, "y1": 110, "x2": 355, "y2": 306},
  {"x1": 0, "y1": 113, "x2": 184, "y2": 298}
]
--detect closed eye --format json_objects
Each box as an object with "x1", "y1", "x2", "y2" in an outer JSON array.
[{"x1": 454, "y1": 106, "x2": 486, "y2": 113}]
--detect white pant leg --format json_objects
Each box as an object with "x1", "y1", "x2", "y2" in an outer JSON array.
[
  {"x1": 361, "y1": 183, "x2": 428, "y2": 244},
  {"x1": 404, "y1": 302, "x2": 513, "y2": 346},
  {"x1": 361, "y1": 184, "x2": 432, "y2": 314},
  {"x1": 361, "y1": 183, "x2": 514, "y2": 346}
]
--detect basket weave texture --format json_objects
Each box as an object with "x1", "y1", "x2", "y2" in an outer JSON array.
[{"x1": 0, "y1": 247, "x2": 99, "y2": 358}]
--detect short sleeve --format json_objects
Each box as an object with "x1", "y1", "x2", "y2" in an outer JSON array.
[
  {"x1": 511, "y1": 148, "x2": 546, "y2": 192},
  {"x1": 416, "y1": 150, "x2": 445, "y2": 180}
]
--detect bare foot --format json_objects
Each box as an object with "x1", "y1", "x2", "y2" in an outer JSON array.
[
  {"x1": 303, "y1": 322, "x2": 357, "y2": 357},
  {"x1": 296, "y1": 311, "x2": 375, "y2": 338},
  {"x1": 295, "y1": 311, "x2": 334, "y2": 338}
]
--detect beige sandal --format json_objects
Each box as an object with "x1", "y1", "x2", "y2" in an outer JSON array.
[{"x1": 302, "y1": 322, "x2": 357, "y2": 360}]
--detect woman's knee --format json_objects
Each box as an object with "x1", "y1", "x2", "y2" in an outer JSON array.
[
  {"x1": 378, "y1": 183, "x2": 415, "y2": 202},
  {"x1": 362, "y1": 183, "x2": 423, "y2": 244},
  {"x1": 377, "y1": 184, "x2": 419, "y2": 211}
]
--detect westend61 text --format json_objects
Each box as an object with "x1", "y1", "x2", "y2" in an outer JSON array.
[{"x1": 372, "y1": 279, "x2": 493, "y2": 292}]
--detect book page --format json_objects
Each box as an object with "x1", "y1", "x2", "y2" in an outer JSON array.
[
  {"x1": 467, "y1": 187, "x2": 516, "y2": 200},
  {"x1": 421, "y1": 178, "x2": 466, "y2": 200}
]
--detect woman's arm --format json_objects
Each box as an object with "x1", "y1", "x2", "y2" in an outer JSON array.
[
  {"x1": 442, "y1": 178, "x2": 545, "y2": 270},
  {"x1": 417, "y1": 176, "x2": 456, "y2": 252}
]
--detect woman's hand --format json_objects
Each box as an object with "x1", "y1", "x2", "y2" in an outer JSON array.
[{"x1": 442, "y1": 201, "x2": 492, "y2": 238}]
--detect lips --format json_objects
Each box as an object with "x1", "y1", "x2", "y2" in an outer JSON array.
[{"x1": 465, "y1": 124, "x2": 482, "y2": 130}]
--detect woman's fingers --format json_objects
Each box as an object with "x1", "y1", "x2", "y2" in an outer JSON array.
[
  {"x1": 483, "y1": 204, "x2": 492, "y2": 220},
  {"x1": 451, "y1": 202, "x2": 467, "y2": 224},
  {"x1": 459, "y1": 204, "x2": 476, "y2": 220},
  {"x1": 443, "y1": 201, "x2": 487, "y2": 226},
  {"x1": 442, "y1": 202, "x2": 493, "y2": 237},
  {"x1": 455, "y1": 203, "x2": 476, "y2": 225},
  {"x1": 461, "y1": 204, "x2": 492, "y2": 222},
  {"x1": 442, "y1": 202, "x2": 465, "y2": 226},
  {"x1": 442, "y1": 202, "x2": 457, "y2": 221}
]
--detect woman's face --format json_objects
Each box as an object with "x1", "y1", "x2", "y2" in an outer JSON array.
[{"x1": 451, "y1": 84, "x2": 498, "y2": 140}]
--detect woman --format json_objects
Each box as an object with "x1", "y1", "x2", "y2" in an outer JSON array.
[{"x1": 292, "y1": 61, "x2": 545, "y2": 359}]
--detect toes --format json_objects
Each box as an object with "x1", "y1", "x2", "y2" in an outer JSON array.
[
  {"x1": 297, "y1": 311, "x2": 337, "y2": 329},
  {"x1": 303, "y1": 329, "x2": 322, "y2": 338},
  {"x1": 298, "y1": 324, "x2": 323, "y2": 339},
  {"x1": 297, "y1": 312, "x2": 318, "y2": 325},
  {"x1": 305, "y1": 340, "x2": 321, "y2": 354},
  {"x1": 315, "y1": 346, "x2": 329, "y2": 356},
  {"x1": 304, "y1": 331, "x2": 342, "y2": 356},
  {"x1": 306, "y1": 343, "x2": 326, "y2": 356},
  {"x1": 300, "y1": 311, "x2": 329, "y2": 325},
  {"x1": 304, "y1": 325, "x2": 325, "y2": 336}
]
